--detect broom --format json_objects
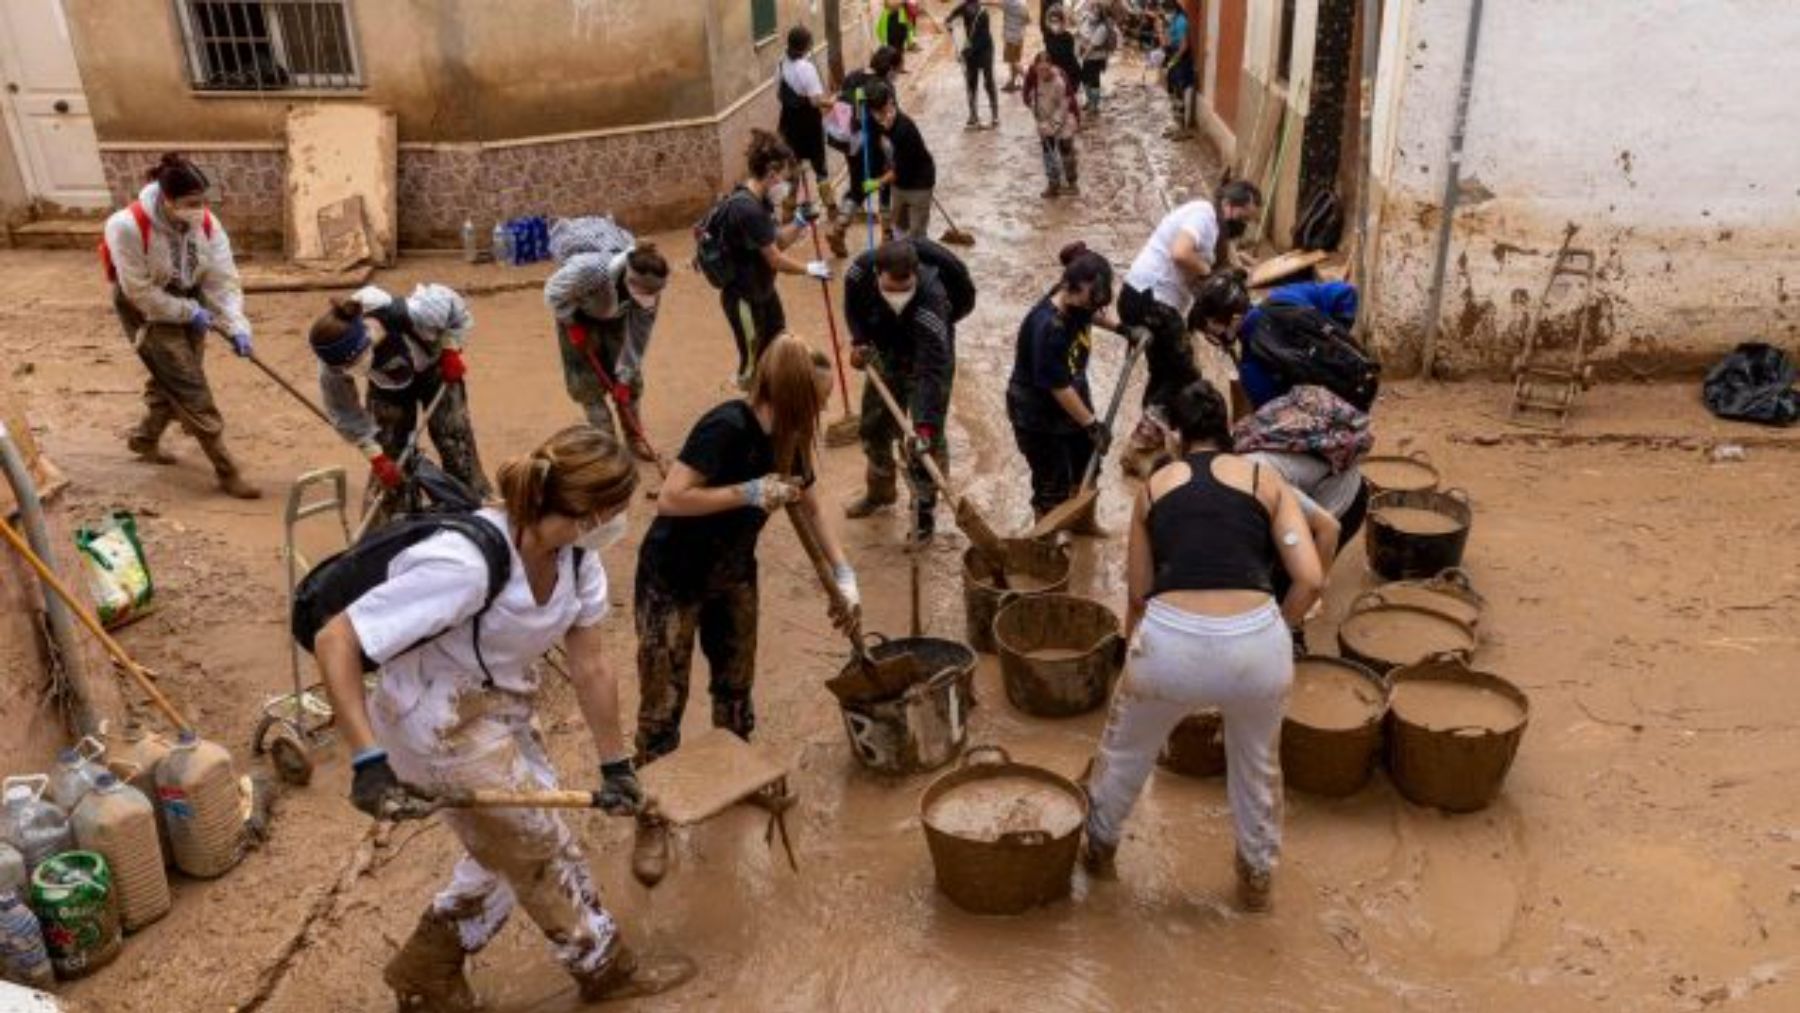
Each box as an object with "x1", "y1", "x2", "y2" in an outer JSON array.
[
  {"x1": 798, "y1": 163, "x2": 862, "y2": 448},
  {"x1": 934, "y1": 195, "x2": 976, "y2": 247}
]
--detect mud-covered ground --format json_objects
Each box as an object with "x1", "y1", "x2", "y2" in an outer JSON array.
[{"x1": 5, "y1": 36, "x2": 1798, "y2": 1013}]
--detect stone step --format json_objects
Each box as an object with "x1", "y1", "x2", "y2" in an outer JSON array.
[{"x1": 9, "y1": 218, "x2": 105, "y2": 251}]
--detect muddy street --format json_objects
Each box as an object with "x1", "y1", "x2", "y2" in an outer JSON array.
[{"x1": 4, "y1": 36, "x2": 1799, "y2": 1013}]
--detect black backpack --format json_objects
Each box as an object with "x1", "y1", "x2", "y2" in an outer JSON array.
[
  {"x1": 1243, "y1": 302, "x2": 1381, "y2": 411},
  {"x1": 1292, "y1": 187, "x2": 1346, "y2": 252},
  {"x1": 914, "y1": 237, "x2": 977, "y2": 323},
  {"x1": 693, "y1": 191, "x2": 752, "y2": 291}
]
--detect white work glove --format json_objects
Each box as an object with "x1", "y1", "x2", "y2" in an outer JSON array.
[
  {"x1": 832, "y1": 563, "x2": 860, "y2": 610},
  {"x1": 805, "y1": 260, "x2": 833, "y2": 281},
  {"x1": 742, "y1": 474, "x2": 803, "y2": 513}
]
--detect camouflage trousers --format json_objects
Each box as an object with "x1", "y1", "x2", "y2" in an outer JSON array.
[
  {"x1": 370, "y1": 373, "x2": 493, "y2": 499},
  {"x1": 633, "y1": 568, "x2": 759, "y2": 763},
  {"x1": 114, "y1": 292, "x2": 242, "y2": 478}
]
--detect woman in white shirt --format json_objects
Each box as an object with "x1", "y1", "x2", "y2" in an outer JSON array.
[{"x1": 313, "y1": 425, "x2": 688, "y2": 1006}]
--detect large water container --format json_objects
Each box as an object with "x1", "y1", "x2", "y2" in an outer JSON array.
[
  {"x1": 71, "y1": 774, "x2": 169, "y2": 932},
  {"x1": 0, "y1": 888, "x2": 54, "y2": 989},
  {"x1": 0, "y1": 778, "x2": 72, "y2": 875},
  {"x1": 0, "y1": 843, "x2": 24, "y2": 897},
  {"x1": 47, "y1": 738, "x2": 107, "y2": 813},
  {"x1": 107, "y1": 724, "x2": 173, "y2": 868},
  {"x1": 155, "y1": 732, "x2": 243, "y2": 879}
]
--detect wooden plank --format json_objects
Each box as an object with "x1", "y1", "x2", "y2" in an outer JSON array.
[
  {"x1": 1249, "y1": 249, "x2": 1331, "y2": 288},
  {"x1": 638, "y1": 728, "x2": 788, "y2": 826}
]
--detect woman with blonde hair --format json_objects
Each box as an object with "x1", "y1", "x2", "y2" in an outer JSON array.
[
  {"x1": 631, "y1": 334, "x2": 856, "y2": 879},
  {"x1": 313, "y1": 425, "x2": 691, "y2": 1007}
]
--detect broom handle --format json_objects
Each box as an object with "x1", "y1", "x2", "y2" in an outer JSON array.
[
  {"x1": 1078, "y1": 334, "x2": 1146, "y2": 491},
  {"x1": 0, "y1": 515, "x2": 192, "y2": 734},
  {"x1": 350, "y1": 383, "x2": 452, "y2": 544},
  {"x1": 861, "y1": 365, "x2": 956, "y2": 502},
  {"x1": 441, "y1": 788, "x2": 645, "y2": 811},
  {"x1": 783, "y1": 503, "x2": 864, "y2": 648},
  {"x1": 800, "y1": 165, "x2": 856, "y2": 417},
  {"x1": 579, "y1": 341, "x2": 669, "y2": 479},
  {"x1": 207, "y1": 323, "x2": 335, "y2": 429}
]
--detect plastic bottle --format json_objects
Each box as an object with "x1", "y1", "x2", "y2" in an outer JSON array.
[
  {"x1": 71, "y1": 774, "x2": 168, "y2": 932},
  {"x1": 47, "y1": 737, "x2": 107, "y2": 813},
  {"x1": 107, "y1": 724, "x2": 173, "y2": 868},
  {"x1": 0, "y1": 777, "x2": 73, "y2": 875},
  {"x1": 0, "y1": 843, "x2": 24, "y2": 897},
  {"x1": 491, "y1": 221, "x2": 514, "y2": 267},
  {"x1": 29, "y1": 852, "x2": 119, "y2": 979},
  {"x1": 461, "y1": 216, "x2": 479, "y2": 263},
  {"x1": 154, "y1": 731, "x2": 243, "y2": 879},
  {"x1": 0, "y1": 888, "x2": 54, "y2": 989}
]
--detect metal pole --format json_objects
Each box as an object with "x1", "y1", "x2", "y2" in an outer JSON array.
[
  {"x1": 1350, "y1": 0, "x2": 1382, "y2": 336},
  {"x1": 1418, "y1": 0, "x2": 1485, "y2": 379}
]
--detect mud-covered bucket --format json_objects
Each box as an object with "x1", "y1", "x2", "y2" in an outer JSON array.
[
  {"x1": 1337, "y1": 601, "x2": 1475, "y2": 674},
  {"x1": 1158, "y1": 709, "x2": 1226, "y2": 778},
  {"x1": 992, "y1": 594, "x2": 1123, "y2": 717},
  {"x1": 1363, "y1": 568, "x2": 1485, "y2": 628},
  {"x1": 1280, "y1": 656, "x2": 1388, "y2": 797},
  {"x1": 837, "y1": 637, "x2": 977, "y2": 775},
  {"x1": 920, "y1": 746, "x2": 1086, "y2": 915},
  {"x1": 962, "y1": 538, "x2": 1073, "y2": 653},
  {"x1": 1361, "y1": 451, "x2": 1441, "y2": 497},
  {"x1": 1385, "y1": 655, "x2": 1529, "y2": 812},
  {"x1": 1366, "y1": 488, "x2": 1473, "y2": 581}
]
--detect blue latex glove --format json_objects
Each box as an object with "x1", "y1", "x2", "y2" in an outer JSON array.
[
  {"x1": 229, "y1": 330, "x2": 254, "y2": 358},
  {"x1": 794, "y1": 203, "x2": 819, "y2": 228},
  {"x1": 189, "y1": 307, "x2": 214, "y2": 334}
]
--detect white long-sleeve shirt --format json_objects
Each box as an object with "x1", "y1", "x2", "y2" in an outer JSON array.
[{"x1": 103, "y1": 182, "x2": 249, "y2": 335}]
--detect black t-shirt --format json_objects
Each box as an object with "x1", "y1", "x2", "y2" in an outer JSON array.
[
  {"x1": 1007, "y1": 295, "x2": 1094, "y2": 435},
  {"x1": 883, "y1": 112, "x2": 937, "y2": 191},
  {"x1": 720, "y1": 189, "x2": 779, "y2": 299},
  {"x1": 639, "y1": 401, "x2": 810, "y2": 597},
  {"x1": 949, "y1": 1, "x2": 995, "y2": 56}
]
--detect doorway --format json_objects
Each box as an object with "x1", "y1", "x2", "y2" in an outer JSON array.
[{"x1": 0, "y1": 0, "x2": 108, "y2": 210}]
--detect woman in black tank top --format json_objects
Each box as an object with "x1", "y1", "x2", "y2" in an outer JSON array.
[{"x1": 1080, "y1": 380, "x2": 1326, "y2": 913}]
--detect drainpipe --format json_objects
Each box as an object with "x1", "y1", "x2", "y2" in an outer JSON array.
[
  {"x1": 1418, "y1": 0, "x2": 1485, "y2": 379},
  {"x1": 0, "y1": 419, "x2": 101, "y2": 739},
  {"x1": 1350, "y1": 0, "x2": 1382, "y2": 337}
]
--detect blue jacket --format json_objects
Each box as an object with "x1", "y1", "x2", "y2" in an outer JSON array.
[{"x1": 1238, "y1": 282, "x2": 1360, "y2": 407}]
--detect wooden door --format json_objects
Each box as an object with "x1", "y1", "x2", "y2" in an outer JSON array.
[{"x1": 0, "y1": 0, "x2": 107, "y2": 209}]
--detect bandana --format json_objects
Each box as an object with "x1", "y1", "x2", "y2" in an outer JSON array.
[
  {"x1": 312, "y1": 319, "x2": 371, "y2": 368},
  {"x1": 1231, "y1": 384, "x2": 1372, "y2": 473}
]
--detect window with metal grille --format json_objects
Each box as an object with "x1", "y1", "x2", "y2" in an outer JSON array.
[
  {"x1": 751, "y1": 0, "x2": 778, "y2": 45},
  {"x1": 174, "y1": 1, "x2": 362, "y2": 91}
]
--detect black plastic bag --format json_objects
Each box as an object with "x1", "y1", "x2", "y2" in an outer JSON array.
[{"x1": 1702, "y1": 342, "x2": 1799, "y2": 426}]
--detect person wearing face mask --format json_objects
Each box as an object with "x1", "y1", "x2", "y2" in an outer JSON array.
[
  {"x1": 1042, "y1": 5, "x2": 1083, "y2": 96},
  {"x1": 630, "y1": 336, "x2": 855, "y2": 882},
  {"x1": 1007, "y1": 242, "x2": 1120, "y2": 530},
  {"x1": 311, "y1": 425, "x2": 695, "y2": 1006},
  {"x1": 711, "y1": 131, "x2": 833, "y2": 388},
  {"x1": 865, "y1": 86, "x2": 937, "y2": 241},
  {"x1": 307, "y1": 283, "x2": 493, "y2": 507},
  {"x1": 101, "y1": 152, "x2": 259, "y2": 499},
  {"x1": 544, "y1": 227, "x2": 671, "y2": 463},
  {"x1": 841, "y1": 238, "x2": 969, "y2": 537}
]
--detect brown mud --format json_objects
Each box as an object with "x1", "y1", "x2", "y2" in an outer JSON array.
[
  {"x1": 1340, "y1": 608, "x2": 1476, "y2": 668},
  {"x1": 1287, "y1": 661, "x2": 1384, "y2": 731},
  {"x1": 924, "y1": 776, "x2": 1086, "y2": 842},
  {"x1": 1361, "y1": 456, "x2": 1440, "y2": 493},
  {"x1": 0, "y1": 35, "x2": 1796, "y2": 1013},
  {"x1": 1373, "y1": 505, "x2": 1467, "y2": 536},
  {"x1": 1390, "y1": 681, "x2": 1527, "y2": 734}
]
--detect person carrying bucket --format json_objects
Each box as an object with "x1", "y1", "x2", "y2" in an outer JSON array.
[
  {"x1": 101, "y1": 152, "x2": 259, "y2": 499},
  {"x1": 1080, "y1": 379, "x2": 1325, "y2": 913},
  {"x1": 311, "y1": 425, "x2": 693, "y2": 1005},
  {"x1": 841, "y1": 238, "x2": 969, "y2": 538},
  {"x1": 630, "y1": 336, "x2": 858, "y2": 883},
  {"x1": 307, "y1": 284, "x2": 493, "y2": 506},
  {"x1": 542, "y1": 219, "x2": 671, "y2": 462}
]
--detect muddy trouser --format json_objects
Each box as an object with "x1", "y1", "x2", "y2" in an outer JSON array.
[
  {"x1": 891, "y1": 187, "x2": 934, "y2": 240},
  {"x1": 1272, "y1": 477, "x2": 1368, "y2": 602},
  {"x1": 861, "y1": 365, "x2": 951, "y2": 516},
  {"x1": 369, "y1": 369, "x2": 493, "y2": 499},
  {"x1": 557, "y1": 317, "x2": 646, "y2": 442},
  {"x1": 1121, "y1": 285, "x2": 1196, "y2": 413},
  {"x1": 1040, "y1": 136, "x2": 1079, "y2": 186},
  {"x1": 721, "y1": 288, "x2": 787, "y2": 380},
  {"x1": 634, "y1": 568, "x2": 759, "y2": 763},
  {"x1": 963, "y1": 50, "x2": 998, "y2": 119},
  {"x1": 1013, "y1": 423, "x2": 1093, "y2": 516},
  {"x1": 1081, "y1": 58, "x2": 1108, "y2": 104},
  {"x1": 374, "y1": 695, "x2": 618, "y2": 976},
  {"x1": 1087, "y1": 600, "x2": 1293, "y2": 873},
  {"x1": 112, "y1": 289, "x2": 241, "y2": 478}
]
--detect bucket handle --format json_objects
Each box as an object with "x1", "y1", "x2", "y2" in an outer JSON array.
[
  {"x1": 1105, "y1": 631, "x2": 1127, "y2": 669},
  {"x1": 1442, "y1": 486, "x2": 1471, "y2": 506},
  {"x1": 1432, "y1": 567, "x2": 1479, "y2": 595},
  {"x1": 1408, "y1": 449, "x2": 1434, "y2": 465},
  {"x1": 999, "y1": 829, "x2": 1052, "y2": 847},
  {"x1": 75, "y1": 735, "x2": 106, "y2": 763},
  {"x1": 960, "y1": 744, "x2": 1011, "y2": 768},
  {"x1": 2, "y1": 774, "x2": 49, "y2": 800},
  {"x1": 1420, "y1": 648, "x2": 1474, "y2": 668},
  {"x1": 1348, "y1": 589, "x2": 1392, "y2": 615}
]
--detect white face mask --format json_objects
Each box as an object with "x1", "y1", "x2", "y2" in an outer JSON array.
[
  {"x1": 173, "y1": 206, "x2": 207, "y2": 231},
  {"x1": 767, "y1": 180, "x2": 793, "y2": 206},
  {"x1": 578, "y1": 512, "x2": 629, "y2": 553},
  {"x1": 881, "y1": 288, "x2": 916, "y2": 315}
]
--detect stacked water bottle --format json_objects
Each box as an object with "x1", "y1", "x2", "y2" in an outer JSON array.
[
  {"x1": 490, "y1": 215, "x2": 554, "y2": 266},
  {"x1": 1, "y1": 730, "x2": 244, "y2": 992}
]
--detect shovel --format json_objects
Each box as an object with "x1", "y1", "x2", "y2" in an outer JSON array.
[
  {"x1": 860, "y1": 364, "x2": 1009, "y2": 572},
  {"x1": 933, "y1": 195, "x2": 976, "y2": 247},
  {"x1": 1026, "y1": 326, "x2": 1147, "y2": 540},
  {"x1": 785, "y1": 502, "x2": 920, "y2": 702}
]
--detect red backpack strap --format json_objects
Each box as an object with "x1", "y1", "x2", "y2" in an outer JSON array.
[
  {"x1": 202, "y1": 209, "x2": 214, "y2": 240},
  {"x1": 129, "y1": 200, "x2": 153, "y2": 254}
]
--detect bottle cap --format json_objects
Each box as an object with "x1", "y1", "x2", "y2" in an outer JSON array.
[{"x1": 93, "y1": 773, "x2": 119, "y2": 790}]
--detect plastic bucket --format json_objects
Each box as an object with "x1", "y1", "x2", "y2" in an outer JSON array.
[
  {"x1": 1280, "y1": 656, "x2": 1388, "y2": 797},
  {"x1": 1338, "y1": 601, "x2": 1476, "y2": 674},
  {"x1": 1158, "y1": 709, "x2": 1226, "y2": 778},
  {"x1": 920, "y1": 746, "x2": 1086, "y2": 915},
  {"x1": 1365, "y1": 488, "x2": 1473, "y2": 581},
  {"x1": 1385, "y1": 655, "x2": 1530, "y2": 813},
  {"x1": 1359, "y1": 568, "x2": 1485, "y2": 628},
  {"x1": 1360, "y1": 451, "x2": 1441, "y2": 497},
  {"x1": 992, "y1": 594, "x2": 1123, "y2": 717},
  {"x1": 837, "y1": 637, "x2": 977, "y2": 775},
  {"x1": 961, "y1": 538, "x2": 1072, "y2": 654}
]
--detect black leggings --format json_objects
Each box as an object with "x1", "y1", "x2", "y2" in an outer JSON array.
[
  {"x1": 721, "y1": 288, "x2": 787, "y2": 377},
  {"x1": 1120, "y1": 284, "x2": 1195, "y2": 411},
  {"x1": 964, "y1": 51, "x2": 998, "y2": 117},
  {"x1": 1013, "y1": 424, "x2": 1094, "y2": 516}
]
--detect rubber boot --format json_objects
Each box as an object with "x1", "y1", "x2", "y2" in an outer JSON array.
[
  {"x1": 844, "y1": 464, "x2": 898, "y2": 519},
  {"x1": 384, "y1": 909, "x2": 477, "y2": 1013},
  {"x1": 631, "y1": 814, "x2": 669, "y2": 889},
  {"x1": 126, "y1": 434, "x2": 177, "y2": 465},
  {"x1": 198, "y1": 434, "x2": 262, "y2": 500},
  {"x1": 572, "y1": 937, "x2": 640, "y2": 1002},
  {"x1": 1235, "y1": 850, "x2": 1273, "y2": 913},
  {"x1": 1065, "y1": 497, "x2": 1106, "y2": 537}
]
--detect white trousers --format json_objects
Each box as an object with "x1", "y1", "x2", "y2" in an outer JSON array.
[{"x1": 1086, "y1": 599, "x2": 1293, "y2": 873}]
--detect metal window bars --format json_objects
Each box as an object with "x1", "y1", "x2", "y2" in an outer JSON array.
[{"x1": 174, "y1": 0, "x2": 363, "y2": 91}]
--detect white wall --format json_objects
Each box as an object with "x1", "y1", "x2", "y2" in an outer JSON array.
[{"x1": 1367, "y1": 0, "x2": 1800, "y2": 374}]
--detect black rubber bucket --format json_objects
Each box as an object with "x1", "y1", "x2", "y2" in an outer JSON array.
[{"x1": 1365, "y1": 488, "x2": 1473, "y2": 581}]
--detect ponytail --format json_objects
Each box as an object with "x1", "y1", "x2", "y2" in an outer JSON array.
[{"x1": 496, "y1": 425, "x2": 637, "y2": 535}]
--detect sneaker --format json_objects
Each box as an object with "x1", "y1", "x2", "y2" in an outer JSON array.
[
  {"x1": 1235, "y1": 850, "x2": 1273, "y2": 913},
  {"x1": 965, "y1": 116, "x2": 981, "y2": 130},
  {"x1": 631, "y1": 816, "x2": 670, "y2": 889}
]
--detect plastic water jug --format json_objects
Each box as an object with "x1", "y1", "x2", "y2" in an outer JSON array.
[
  {"x1": 71, "y1": 774, "x2": 168, "y2": 932},
  {"x1": 491, "y1": 222, "x2": 514, "y2": 267},
  {"x1": 155, "y1": 732, "x2": 243, "y2": 879},
  {"x1": 47, "y1": 737, "x2": 107, "y2": 812},
  {"x1": 0, "y1": 844, "x2": 24, "y2": 898},
  {"x1": 461, "y1": 216, "x2": 479, "y2": 263},
  {"x1": 0, "y1": 778, "x2": 72, "y2": 875},
  {"x1": 107, "y1": 724, "x2": 173, "y2": 868},
  {"x1": 29, "y1": 852, "x2": 119, "y2": 979},
  {"x1": 0, "y1": 888, "x2": 54, "y2": 989}
]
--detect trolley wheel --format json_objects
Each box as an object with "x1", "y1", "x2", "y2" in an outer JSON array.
[{"x1": 268, "y1": 724, "x2": 315, "y2": 786}]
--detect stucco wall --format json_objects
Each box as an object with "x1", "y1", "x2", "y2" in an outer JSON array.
[
  {"x1": 1235, "y1": 0, "x2": 1320, "y2": 245},
  {"x1": 0, "y1": 126, "x2": 28, "y2": 240},
  {"x1": 1367, "y1": 0, "x2": 1800, "y2": 375}
]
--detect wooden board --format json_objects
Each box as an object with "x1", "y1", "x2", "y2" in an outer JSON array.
[
  {"x1": 638, "y1": 728, "x2": 788, "y2": 826},
  {"x1": 1249, "y1": 249, "x2": 1331, "y2": 288},
  {"x1": 316, "y1": 195, "x2": 373, "y2": 266},
  {"x1": 284, "y1": 104, "x2": 397, "y2": 265}
]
